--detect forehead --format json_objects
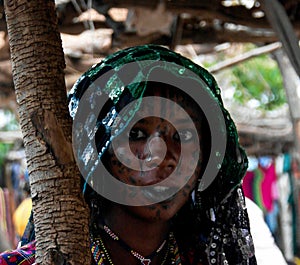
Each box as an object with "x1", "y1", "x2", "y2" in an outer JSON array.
[{"x1": 138, "y1": 83, "x2": 202, "y2": 120}]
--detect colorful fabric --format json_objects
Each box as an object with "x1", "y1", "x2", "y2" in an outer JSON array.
[
  {"x1": 13, "y1": 198, "x2": 32, "y2": 238},
  {"x1": 0, "y1": 188, "x2": 7, "y2": 238},
  {"x1": 0, "y1": 188, "x2": 15, "y2": 248},
  {"x1": 252, "y1": 168, "x2": 264, "y2": 211},
  {"x1": 245, "y1": 160, "x2": 278, "y2": 213},
  {"x1": 19, "y1": 211, "x2": 35, "y2": 248},
  {"x1": 260, "y1": 162, "x2": 277, "y2": 212},
  {"x1": 0, "y1": 241, "x2": 35, "y2": 265},
  {"x1": 242, "y1": 171, "x2": 255, "y2": 200}
]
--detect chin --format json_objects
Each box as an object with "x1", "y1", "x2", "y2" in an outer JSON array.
[
  {"x1": 154, "y1": 200, "x2": 183, "y2": 221},
  {"x1": 127, "y1": 201, "x2": 179, "y2": 222}
]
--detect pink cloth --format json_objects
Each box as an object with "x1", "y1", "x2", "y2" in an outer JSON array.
[
  {"x1": 260, "y1": 163, "x2": 277, "y2": 212},
  {"x1": 242, "y1": 171, "x2": 255, "y2": 201}
]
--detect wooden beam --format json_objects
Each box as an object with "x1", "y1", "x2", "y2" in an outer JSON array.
[
  {"x1": 208, "y1": 42, "x2": 282, "y2": 73},
  {"x1": 263, "y1": 0, "x2": 300, "y2": 77},
  {"x1": 274, "y1": 49, "x2": 300, "y2": 167}
]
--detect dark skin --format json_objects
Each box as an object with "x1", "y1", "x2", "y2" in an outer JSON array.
[{"x1": 100, "y1": 86, "x2": 203, "y2": 265}]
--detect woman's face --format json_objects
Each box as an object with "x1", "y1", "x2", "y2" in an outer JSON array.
[{"x1": 105, "y1": 86, "x2": 204, "y2": 221}]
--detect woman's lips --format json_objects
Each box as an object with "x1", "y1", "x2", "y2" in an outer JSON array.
[{"x1": 141, "y1": 186, "x2": 179, "y2": 202}]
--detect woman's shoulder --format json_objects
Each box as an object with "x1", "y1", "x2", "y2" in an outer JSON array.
[{"x1": 0, "y1": 241, "x2": 36, "y2": 265}]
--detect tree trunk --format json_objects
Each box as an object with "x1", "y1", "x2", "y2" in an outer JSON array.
[{"x1": 4, "y1": 1, "x2": 90, "y2": 264}]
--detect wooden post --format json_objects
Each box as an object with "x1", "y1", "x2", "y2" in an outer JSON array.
[{"x1": 274, "y1": 48, "x2": 300, "y2": 256}]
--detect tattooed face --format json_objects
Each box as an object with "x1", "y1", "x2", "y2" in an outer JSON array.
[{"x1": 104, "y1": 84, "x2": 205, "y2": 221}]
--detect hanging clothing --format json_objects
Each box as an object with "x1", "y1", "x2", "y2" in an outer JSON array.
[
  {"x1": 259, "y1": 160, "x2": 278, "y2": 213},
  {"x1": 13, "y1": 198, "x2": 32, "y2": 239}
]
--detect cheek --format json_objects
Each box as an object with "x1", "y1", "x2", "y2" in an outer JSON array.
[
  {"x1": 110, "y1": 137, "x2": 148, "y2": 165},
  {"x1": 106, "y1": 145, "x2": 142, "y2": 185},
  {"x1": 108, "y1": 155, "x2": 126, "y2": 179},
  {"x1": 180, "y1": 152, "x2": 202, "y2": 193},
  {"x1": 108, "y1": 140, "x2": 137, "y2": 166},
  {"x1": 179, "y1": 144, "x2": 202, "y2": 175},
  {"x1": 106, "y1": 146, "x2": 129, "y2": 174}
]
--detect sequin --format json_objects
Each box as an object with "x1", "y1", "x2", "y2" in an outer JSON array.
[{"x1": 179, "y1": 68, "x2": 185, "y2": 74}]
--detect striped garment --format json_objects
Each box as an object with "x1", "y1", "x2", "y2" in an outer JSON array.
[{"x1": 0, "y1": 241, "x2": 35, "y2": 265}]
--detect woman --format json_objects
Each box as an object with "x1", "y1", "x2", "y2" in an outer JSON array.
[{"x1": 0, "y1": 44, "x2": 256, "y2": 264}]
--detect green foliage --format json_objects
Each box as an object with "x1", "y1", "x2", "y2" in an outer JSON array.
[
  {"x1": 230, "y1": 54, "x2": 286, "y2": 110},
  {"x1": 0, "y1": 110, "x2": 19, "y2": 166},
  {"x1": 0, "y1": 142, "x2": 13, "y2": 167}
]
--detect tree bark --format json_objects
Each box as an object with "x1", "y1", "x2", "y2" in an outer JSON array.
[{"x1": 4, "y1": 1, "x2": 90, "y2": 264}]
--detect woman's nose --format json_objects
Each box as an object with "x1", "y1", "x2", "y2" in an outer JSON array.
[{"x1": 145, "y1": 135, "x2": 177, "y2": 169}]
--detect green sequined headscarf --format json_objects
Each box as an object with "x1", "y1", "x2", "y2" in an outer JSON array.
[
  {"x1": 68, "y1": 44, "x2": 256, "y2": 265},
  {"x1": 69, "y1": 44, "x2": 247, "y2": 205}
]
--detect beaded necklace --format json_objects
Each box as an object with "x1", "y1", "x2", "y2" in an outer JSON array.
[
  {"x1": 102, "y1": 224, "x2": 166, "y2": 265},
  {"x1": 90, "y1": 230, "x2": 182, "y2": 265}
]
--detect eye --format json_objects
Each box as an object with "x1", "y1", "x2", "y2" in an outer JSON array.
[
  {"x1": 174, "y1": 129, "x2": 195, "y2": 142},
  {"x1": 128, "y1": 128, "x2": 147, "y2": 141}
]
